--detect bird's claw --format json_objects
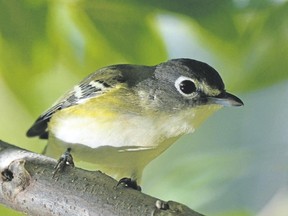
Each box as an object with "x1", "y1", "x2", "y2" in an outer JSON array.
[
  {"x1": 117, "y1": 177, "x2": 141, "y2": 191},
  {"x1": 53, "y1": 148, "x2": 74, "y2": 178}
]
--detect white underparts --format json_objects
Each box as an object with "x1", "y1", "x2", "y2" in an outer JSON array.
[{"x1": 50, "y1": 111, "x2": 196, "y2": 150}]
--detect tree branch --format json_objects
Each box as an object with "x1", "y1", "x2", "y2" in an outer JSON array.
[{"x1": 0, "y1": 140, "x2": 204, "y2": 216}]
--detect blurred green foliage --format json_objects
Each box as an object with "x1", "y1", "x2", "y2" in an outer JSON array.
[
  {"x1": 1, "y1": 0, "x2": 288, "y2": 108},
  {"x1": 0, "y1": 0, "x2": 288, "y2": 215}
]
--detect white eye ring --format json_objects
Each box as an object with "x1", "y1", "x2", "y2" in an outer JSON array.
[{"x1": 175, "y1": 76, "x2": 197, "y2": 97}]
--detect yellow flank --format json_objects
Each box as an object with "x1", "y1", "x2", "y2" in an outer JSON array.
[{"x1": 53, "y1": 85, "x2": 142, "y2": 119}]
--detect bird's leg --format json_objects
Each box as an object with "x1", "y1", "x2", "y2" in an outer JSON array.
[
  {"x1": 117, "y1": 177, "x2": 142, "y2": 191},
  {"x1": 53, "y1": 148, "x2": 74, "y2": 178}
]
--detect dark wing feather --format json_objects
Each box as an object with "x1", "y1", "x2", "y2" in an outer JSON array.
[
  {"x1": 26, "y1": 66, "x2": 125, "y2": 138},
  {"x1": 26, "y1": 100, "x2": 70, "y2": 138}
]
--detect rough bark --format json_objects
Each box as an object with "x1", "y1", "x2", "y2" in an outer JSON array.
[{"x1": 0, "y1": 140, "x2": 204, "y2": 216}]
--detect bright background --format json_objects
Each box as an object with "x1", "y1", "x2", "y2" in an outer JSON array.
[{"x1": 1, "y1": 1, "x2": 288, "y2": 215}]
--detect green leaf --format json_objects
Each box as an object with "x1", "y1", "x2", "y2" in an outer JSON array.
[
  {"x1": 81, "y1": 0, "x2": 167, "y2": 64},
  {"x1": 0, "y1": 0, "x2": 167, "y2": 112}
]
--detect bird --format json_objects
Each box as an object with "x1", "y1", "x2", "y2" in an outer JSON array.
[{"x1": 26, "y1": 58, "x2": 243, "y2": 186}]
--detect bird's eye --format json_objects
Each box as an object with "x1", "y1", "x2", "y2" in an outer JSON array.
[
  {"x1": 179, "y1": 80, "x2": 196, "y2": 94},
  {"x1": 175, "y1": 76, "x2": 197, "y2": 96}
]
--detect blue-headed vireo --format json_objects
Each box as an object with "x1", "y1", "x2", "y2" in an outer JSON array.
[{"x1": 26, "y1": 58, "x2": 243, "y2": 183}]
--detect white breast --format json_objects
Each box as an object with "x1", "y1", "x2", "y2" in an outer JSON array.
[{"x1": 50, "y1": 112, "x2": 196, "y2": 150}]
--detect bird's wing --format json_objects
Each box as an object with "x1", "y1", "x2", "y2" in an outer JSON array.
[{"x1": 26, "y1": 67, "x2": 125, "y2": 139}]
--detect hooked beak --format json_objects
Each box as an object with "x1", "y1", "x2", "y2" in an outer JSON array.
[{"x1": 208, "y1": 92, "x2": 244, "y2": 107}]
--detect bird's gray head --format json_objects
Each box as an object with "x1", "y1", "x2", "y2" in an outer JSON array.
[{"x1": 135, "y1": 58, "x2": 243, "y2": 111}]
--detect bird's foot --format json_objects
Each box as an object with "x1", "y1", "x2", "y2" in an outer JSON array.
[
  {"x1": 117, "y1": 177, "x2": 141, "y2": 191},
  {"x1": 53, "y1": 148, "x2": 74, "y2": 178}
]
